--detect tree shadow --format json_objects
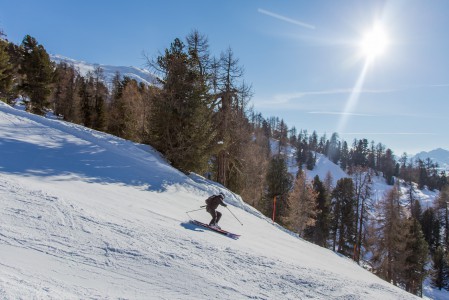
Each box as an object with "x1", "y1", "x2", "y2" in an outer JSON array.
[{"x1": 0, "y1": 137, "x2": 186, "y2": 192}]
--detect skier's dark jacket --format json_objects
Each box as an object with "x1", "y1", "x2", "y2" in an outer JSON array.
[{"x1": 205, "y1": 195, "x2": 227, "y2": 211}]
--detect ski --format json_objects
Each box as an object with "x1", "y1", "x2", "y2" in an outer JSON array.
[{"x1": 190, "y1": 220, "x2": 240, "y2": 239}]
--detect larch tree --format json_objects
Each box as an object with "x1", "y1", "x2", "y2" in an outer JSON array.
[
  {"x1": 367, "y1": 184, "x2": 406, "y2": 286},
  {"x1": 138, "y1": 82, "x2": 154, "y2": 144},
  {"x1": 213, "y1": 47, "x2": 252, "y2": 191},
  {"x1": 285, "y1": 171, "x2": 318, "y2": 236},
  {"x1": 116, "y1": 77, "x2": 144, "y2": 141},
  {"x1": 52, "y1": 62, "x2": 81, "y2": 123},
  {"x1": 239, "y1": 128, "x2": 270, "y2": 210}
]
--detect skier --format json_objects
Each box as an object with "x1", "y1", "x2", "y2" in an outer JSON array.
[{"x1": 205, "y1": 192, "x2": 227, "y2": 228}]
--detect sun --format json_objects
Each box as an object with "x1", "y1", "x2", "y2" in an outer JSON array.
[{"x1": 360, "y1": 23, "x2": 389, "y2": 60}]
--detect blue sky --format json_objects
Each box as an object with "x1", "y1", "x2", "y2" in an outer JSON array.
[{"x1": 1, "y1": 0, "x2": 448, "y2": 155}]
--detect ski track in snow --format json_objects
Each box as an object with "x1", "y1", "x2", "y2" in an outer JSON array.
[{"x1": 0, "y1": 173, "x2": 420, "y2": 299}]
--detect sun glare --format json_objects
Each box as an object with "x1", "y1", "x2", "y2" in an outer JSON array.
[{"x1": 360, "y1": 24, "x2": 389, "y2": 60}]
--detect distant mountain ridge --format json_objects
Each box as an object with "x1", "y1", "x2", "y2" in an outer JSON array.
[
  {"x1": 413, "y1": 148, "x2": 449, "y2": 170},
  {"x1": 50, "y1": 54, "x2": 156, "y2": 86}
]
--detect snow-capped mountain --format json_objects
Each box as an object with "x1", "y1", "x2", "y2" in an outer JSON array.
[
  {"x1": 413, "y1": 148, "x2": 449, "y2": 171},
  {"x1": 51, "y1": 54, "x2": 157, "y2": 86},
  {"x1": 0, "y1": 102, "x2": 430, "y2": 299}
]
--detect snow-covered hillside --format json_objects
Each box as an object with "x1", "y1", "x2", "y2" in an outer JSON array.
[
  {"x1": 309, "y1": 153, "x2": 438, "y2": 210},
  {"x1": 271, "y1": 138, "x2": 437, "y2": 211},
  {"x1": 0, "y1": 102, "x2": 432, "y2": 299},
  {"x1": 51, "y1": 54, "x2": 156, "y2": 86}
]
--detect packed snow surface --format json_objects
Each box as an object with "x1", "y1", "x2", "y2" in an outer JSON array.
[{"x1": 0, "y1": 102, "x2": 426, "y2": 299}]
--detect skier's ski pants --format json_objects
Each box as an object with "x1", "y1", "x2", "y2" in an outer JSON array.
[{"x1": 207, "y1": 208, "x2": 222, "y2": 225}]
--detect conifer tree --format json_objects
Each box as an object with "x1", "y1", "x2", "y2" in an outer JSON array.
[
  {"x1": 350, "y1": 166, "x2": 373, "y2": 262},
  {"x1": 331, "y1": 178, "x2": 355, "y2": 256},
  {"x1": 275, "y1": 119, "x2": 289, "y2": 152},
  {"x1": 0, "y1": 37, "x2": 13, "y2": 101},
  {"x1": 19, "y1": 35, "x2": 54, "y2": 115},
  {"x1": 438, "y1": 185, "x2": 449, "y2": 249},
  {"x1": 382, "y1": 148, "x2": 396, "y2": 185},
  {"x1": 107, "y1": 72, "x2": 127, "y2": 137},
  {"x1": 289, "y1": 126, "x2": 297, "y2": 145},
  {"x1": 340, "y1": 141, "x2": 349, "y2": 171},
  {"x1": 403, "y1": 217, "x2": 428, "y2": 296},
  {"x1": 375, "y1": 142, "x2": 386, "y2": 171},
  {"x1": 324, "y1": 171, "x2": 334, "y2": 192},
  {"x1": 306, "y1": 151, "x2": 316, "y2": 171},
  {"x1": 350, "y1": 139, "x2": 369, "y2": 167},
  {"x1": 420, "y1": 207, "x2": 440, "y2": 253},
  {"x1": 327, "y1": 132, "x2": 340, "y2": 164},
  {"x1": 78, "y1": 76, "x2": 92, "y2": 127},
  {"x1": 431, "y1": 246, "x2": 449, "y2": 291},
  {"x1": 148, "y1": 37, "x2": 216, "y2": 174},
  {"x1": 264, "y1": 155, "x2": 293, "y2": 224},
  {"x1": 309, "y1": 175, "x2": 331, "y2": 247},
  {"x1": 296, "y1": 129, "x2": 310, "y2": 167},
  {"x1": 367, "y1": 141, "x2": 376, "y2": 170},
  {"x1": 309, "y1": 130, "x2": 318, "y2": 152},
  {"x1": 90, "y1": 66, "x2": 108, "y2": 131}
]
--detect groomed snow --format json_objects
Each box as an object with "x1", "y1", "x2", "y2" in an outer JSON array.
[{"x1": 0, "y1": 102, "x2": 427, "y2": 299}]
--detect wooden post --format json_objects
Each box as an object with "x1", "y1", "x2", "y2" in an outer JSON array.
[{"x1": 272, "y1": 196, "x2": 277, "y2": 223}]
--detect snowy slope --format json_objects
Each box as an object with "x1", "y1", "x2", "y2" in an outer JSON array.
[
  {"x1": 0, "y1": 102, "x2": 426, "y2": 299},
  {"x1": 51, "y1": 54, "x2": 156, "y2": 86},
  {"x1": 308, "y1": 153, "x2": 438, "y2": 210}
]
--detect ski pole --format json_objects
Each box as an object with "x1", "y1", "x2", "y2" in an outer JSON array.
[
  {"x1": 226, "y1": 206, "x2": 243, "y2": 226},
  {"x1": 186, "y1": 206, "x2": 206, "y2": 214}
]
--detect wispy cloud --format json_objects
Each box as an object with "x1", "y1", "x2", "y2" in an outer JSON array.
[
  {"x1": 258, "y1": 8, "x2": 316, "y2": 30},
  {"x1": 268, "y1": 88, "x2": 394, "y2": 105},
  {"x1": 308, "y1": 111, "x2": 377, "y2": 117},
  {"x1": 263, "y1": 83, "x2": 448, "y2": 106},
  {"x1": 418, "y1": 83, "x2": 449, "y2": 88},
  {"x1": 340, "y1": 132, "x2": 438, "y2": 136}
]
